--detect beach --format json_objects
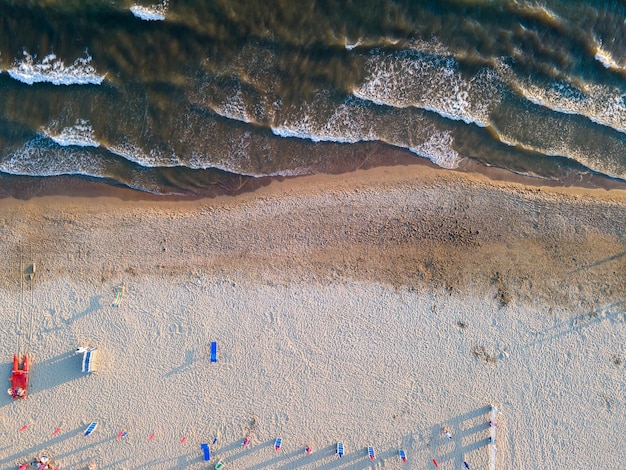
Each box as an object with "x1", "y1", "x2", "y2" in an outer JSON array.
[{"x1": 0, "y1": 164, "x2": 624, "y2": 469}]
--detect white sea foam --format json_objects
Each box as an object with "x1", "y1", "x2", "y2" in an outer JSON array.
[
  {"x1": 130, "y1": 6, "x2": 165, "y2": 21},
  {"x1": 344, "y1": 38, "x2": 362, "y2": 50},
  {"x1": 271, "y1": 124, "x2": 369, "y2": 144},
  {"x1": 512, "y1": 76, "x2": 626, "y2": 135},
  {"x1": 41, "y1": 120, "x2": 100, "y2": 147},
  {"x1": 594, "y1": 46, "x2": 625, "y2": 72},
  {"x1": 353, "y1": 50, "x2": 501, "y2": 128},
  {"x1": 408, "y1": 131, "x2": 460, "y2": 169},
  {"x1": 489, "y1": 109, "x2": 626, "y2": 181},
  {"x1": 109, "y1": 142, "x2": 179, "y2": 168},
  {"x1": 271, "y1": 98, "x2": 378, "y2": 144},
  {"x1": 270, "y1": 97, "x2": 463, "y2": 171},
  {"x1": 1, "y1": 136, "x2": 104, "y2": 177},
  {"x1": 0, "y1": 137, "x2": 171, "y2": 193},
  {"x1": 7, "y1": 51, "x2": 104, "y2": 86},
  {"x1": 210, "y1": 88, "x2": 254, "y2": 124},
  {"x1": 107, "y1": 142, "x2": 146, "y2": 163},
  {"x1": 130, "y1": 0, "x2": 168, "y2": 21}
]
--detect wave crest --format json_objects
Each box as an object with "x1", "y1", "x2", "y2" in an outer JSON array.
[
  {"x1": 130, "y1": 1, "x2": 168, "y2": 21},
  {"x1": 7, "y1": 51, "x2": 105, "y2": 86},
  {"x1": 353, "y1": 50, "x2": 503, "y2": 128},
  {"x1": 41, "y1": 120, "x2": 100, "y2": 147}
]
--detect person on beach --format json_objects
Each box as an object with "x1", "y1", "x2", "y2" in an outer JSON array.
[
  {"x1": 444, "y1": 429, "x2": 452, "y2": 440},
  {"x1": 32, "y1": 455, "x2": 53, "y2": 470},
  {"x1": 7, "y1": 387, "x2": 25, "y2": 398}
]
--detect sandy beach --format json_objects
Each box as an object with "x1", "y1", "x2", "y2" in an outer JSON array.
[{"x1": 0, "y1": 164, "x2": 624, "y2": 470}]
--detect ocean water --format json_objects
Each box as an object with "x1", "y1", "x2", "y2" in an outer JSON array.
[{"x1": 1, "y1": 0, "x2": 626, "y2": 195}]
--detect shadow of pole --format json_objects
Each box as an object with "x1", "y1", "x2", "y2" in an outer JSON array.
[
  {"x1": 214, "y1": 439, "x2": 274, "y2": 464},
  {"x1": 522, "y1": 301, "x2": 625, "y2": 350},
  {"x1": 569, "y1": 250, "x2": 626, "y2": 274},
  {"x1": 163, "y1": 349, "x2": 196, "y2": 378},
  {"x1": 427, "y1": 405, "x2": 493, "y2": 469},
  {"x1": 274, "y1": 443, "x2": 336, "y2": 470},
  {"x1": 67, "y1": 295, "x2": 103, "y2": 324},
  {"x1": 247, "y1": 448, "x2": 306, "y2": 470}
]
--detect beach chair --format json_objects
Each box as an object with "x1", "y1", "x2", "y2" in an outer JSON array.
[
  {"x1": 210, "y1": 342, "x2": 217, "y2": 362},
  {"x1": 275, "y1": 438, "x2": 282, "y2": 451},
  {"x1": 368, "y1": 446, "x2": 375, "y2": 460},
  {"x1": 336, "y1": 442, "x2": 344, "y2": 458},
  {"x1": 84, "y1": 422, "x2": 97, "y2": 436},
  {"x1": 242, "y1": 437, "x2": 250, "y2": 447},
  {"x1": 201, "y1": 443, "x2": 211, "y2": 461},
  {"x1": 112, "y1": 284, "x2": 125, "y2": 307},
  {"x1": 76, "y1": 347, "x2": 98, "y2": 373},
  {"x1": 214, "y1": 459, "x2": 224, "y2": 469},
  {"x1": 399, "y1": 449, "x2": 407, "y2": 462}
]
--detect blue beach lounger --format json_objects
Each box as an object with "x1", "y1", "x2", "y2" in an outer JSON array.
[
  {"x1": 275, "y1": 438, "x2": 282, "y2": 450},
  {"x1": 84, "y1": 422, "x2": 97, "y2": 436},
  {"x1": 368, "y1": 446, "x2": 375, "y2": 460},
  {"x1": 399, "y1": 449, "x2": 407, "y2": 462},
  {"x1": 336, "y1": 442, "x2": 344, "y2": 458},
  {"x1": 201, "y1": 443, "x2": 211, "y2": 461},
  {"x1": 210, "y1": 342, "x2": 217, "y2": 362}
]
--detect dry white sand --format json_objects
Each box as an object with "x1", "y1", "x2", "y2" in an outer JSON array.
[{"x1": 0, "y1": 166, "x2": 624, "y2": 470}]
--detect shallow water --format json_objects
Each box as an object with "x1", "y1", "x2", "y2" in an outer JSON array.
[{"x1": 1, "y1": 0, "x2": 625, "y2": 194}]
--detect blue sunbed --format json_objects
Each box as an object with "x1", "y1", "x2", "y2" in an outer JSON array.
[
  {"x1": 210, "y1": 342, "x2": 217, "y2": 362},
  {"x1": 336, "y1": 442, "x2": 344, "y2": 458},
  {"x1": 201, "y1": 443, "x2": 211, "y2": 461}
]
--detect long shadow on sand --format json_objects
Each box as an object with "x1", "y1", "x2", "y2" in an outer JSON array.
[
  {"x1": 0, "y1": 425, "x2": 83, "y2": 469},
  {"x1": 95, "y1": 457, "x2": 130, "y2": 470},
  {"x1": 274, "y1": 444, "x2": 336, "y2": 470},
  {"x1": 132, "y1": 452, "x2": 196, "y2": 470},
  {"x1": 28, "y1": 350, "x2": 86, "y2": 394},
  {"x1": 424, "y1": 405, "x2": 493, "y2": 470},
  {"x1": 66, "y1": 295, "x2": 103, "y2": 324},
  {"x1": 214, "y1": 438, "x2": 274, "y2": 464},
  {"x1": 163, "y1": 349, "x2": 196, "y2": 377},
  {"x1": 246, "y1": 448, "x2": 304, "y2": 470},
  {"x1": 522, "y1": 300, "x2": 626, "y2": 350},
  {"x1": 315, "y1": 447, "x2": 403, "y2": 470},
  {"x1": 0, "y1": 361, "x2": 16, "y2": 408},
  {"x1": 569, "y1": 250, "x2": 626, "y2": 273}
]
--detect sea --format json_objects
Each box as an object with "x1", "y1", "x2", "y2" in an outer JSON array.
[{"x1": 1, "y1": 0, "x2": 626, "y2": 196}]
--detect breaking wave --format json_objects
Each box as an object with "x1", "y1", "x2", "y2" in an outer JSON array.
[
  {"x1": 41, "y1": 120, "x2": 100, "y2": 147},
  {"x1": 7, "y1": 51, "x2": 105, "y2": 86},
  {"x1": 353, "y1": 50, "x2": 503, "y2": 128},
  {"x1": 130, "y1": 1, "x2": 168, "y2": 21}
]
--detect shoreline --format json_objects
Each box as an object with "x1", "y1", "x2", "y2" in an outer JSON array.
[{"x1": 1, "y1": 148, "x2": 625, "y2": 202}]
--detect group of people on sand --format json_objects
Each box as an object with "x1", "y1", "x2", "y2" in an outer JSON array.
[
  {"x1": 7, "y1": 387, "x2": 26, "y2": 398},
  {"x1": 18, "y1": 455, "x2": 57, "y2": 470}
]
